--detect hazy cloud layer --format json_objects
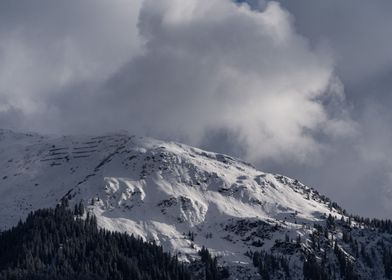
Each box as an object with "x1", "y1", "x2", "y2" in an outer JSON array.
[
  {"x1": 0, "y1": 0, "x2": 142, "y2": 128},
  {"x1": 276, "y1": 0, "x2": 392, "y2": 86}
]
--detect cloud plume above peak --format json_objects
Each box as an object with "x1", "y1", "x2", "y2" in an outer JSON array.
[{"x1": 0, "y1": 0, "x2": 353, "y2": 163}]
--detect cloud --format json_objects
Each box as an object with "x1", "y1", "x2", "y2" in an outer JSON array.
[
  {"x1": 0, "y1": 0, "x2": 353, "y2": 164},
  {"x1": 276, "y1": 0, "x2": 392, "y2": 87},
  {"x1": 0, "y1": 0, "x2": 142, "y2": 120},
  {"x1": 227, "y1": 0, "x2": 392, "y2": 218}
]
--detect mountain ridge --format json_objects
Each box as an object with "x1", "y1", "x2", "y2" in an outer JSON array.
[{"x1": 1, "y1": 128, "x2": 391, "y2": 279}]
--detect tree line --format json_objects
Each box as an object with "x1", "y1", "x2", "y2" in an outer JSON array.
[{"x1": 0, "y1": 203, "x2": 193, "y2": 280}]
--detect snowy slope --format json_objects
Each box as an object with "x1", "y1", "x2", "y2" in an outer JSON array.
[{"x1": 1, "y1": 129, "x2": 390, "y2": 279}]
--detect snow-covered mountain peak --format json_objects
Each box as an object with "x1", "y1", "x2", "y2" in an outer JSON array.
[{"x1": 0, "y1": 130, "x2": 348, "y2": 274}]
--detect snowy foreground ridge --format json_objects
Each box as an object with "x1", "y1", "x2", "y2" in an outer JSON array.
[{"x1": 1, "y1": 129, "x2": 391, "y2": 279}]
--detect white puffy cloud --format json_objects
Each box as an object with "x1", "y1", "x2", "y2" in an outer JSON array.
[
  {"x1": 0, "y1": 0, "x2": 352, "y2": 163},
  {"x1": 105, "y1": 0, "x2": 352, "y2": 162}
]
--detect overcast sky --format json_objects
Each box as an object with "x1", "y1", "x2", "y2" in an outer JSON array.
[{"x1": 0, "y1": 0, "x2": 391, "y2": 218}]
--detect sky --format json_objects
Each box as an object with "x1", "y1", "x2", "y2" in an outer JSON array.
[{"x1": 0, "y1": 0, "x2": 391, "y2": 218}]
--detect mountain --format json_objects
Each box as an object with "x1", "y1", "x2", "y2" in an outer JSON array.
[{"x1": 1, "y1": 128, "x2": 392, "y2": 279}]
